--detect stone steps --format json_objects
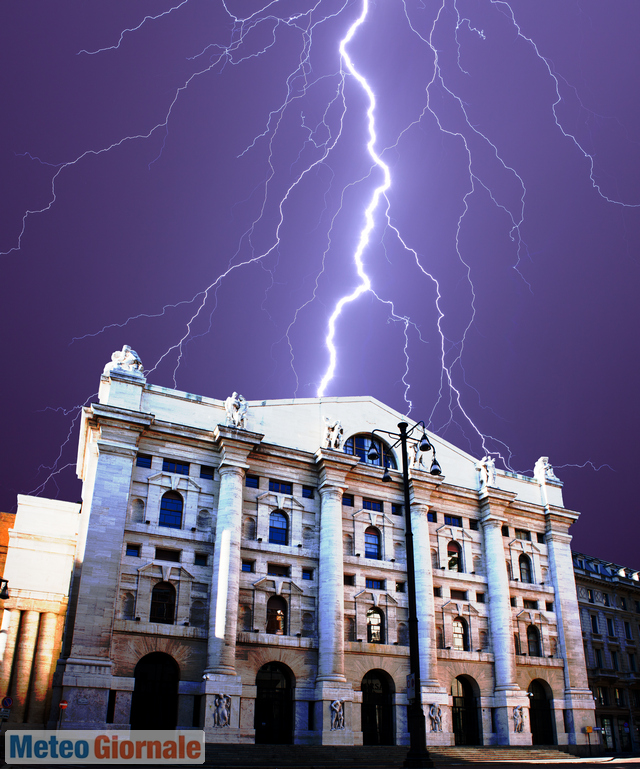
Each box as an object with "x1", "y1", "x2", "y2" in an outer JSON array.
[{"x1": 201, "y1": 744, "x2": 577, "y2": 767}]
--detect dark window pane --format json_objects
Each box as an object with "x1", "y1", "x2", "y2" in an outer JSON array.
[
  {"x1": 245, "y1": 475, "x2": 259, "y2": 488},
  {"x1": 162, "y1": 459, "x2": 189, "y2": 475},
  {"x1": 269, "y1": 479, "x2": 293, "y2": 495},
  {"x1": 136, "y1": 454, "x2": 152, "y2": 468},
  {"x1": 200, "y1": 465, "x2": 215, "y2": 480}
]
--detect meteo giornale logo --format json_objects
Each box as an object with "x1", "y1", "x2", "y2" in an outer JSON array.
[{"x1": 6, "y1": 730, "x2": 205, "y2": 764}]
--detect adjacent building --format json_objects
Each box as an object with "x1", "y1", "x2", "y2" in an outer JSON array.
[
  {"x1": 574, "y1": 552, "x2": 640, "y2": 752},
  {"x1": 3, "y1": 347, "x2": 598, "y2": 750}
]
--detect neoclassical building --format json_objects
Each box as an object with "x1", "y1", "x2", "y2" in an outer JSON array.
[{"x1": 42, "y1": 347, "x2": 594, "y2": 748}]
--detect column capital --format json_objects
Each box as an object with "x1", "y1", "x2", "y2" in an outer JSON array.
[
  {"x1": 318, "y1": 485, "x2": 343, "y2": 504},
  {"x1": 214, "y1": 425, "x2": 264, "y2": 468},
  {"x1": 217, "y1": 464, "x2": 245, "y2": 480},
  {"x1": 314, "y1": 449, "x2": 360, "y2": 487}
]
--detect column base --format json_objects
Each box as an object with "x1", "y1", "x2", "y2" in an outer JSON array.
[
  {"x1": 313, "y1": 681, "x2": 355, "y2": 745},
  {"x1": 203, "y1": 674, "x2": 244, "y2": 741}
]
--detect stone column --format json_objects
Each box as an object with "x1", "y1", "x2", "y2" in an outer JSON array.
[
  {"x1": 409, "y1": 502, "x2": 439, "y2": 689},
  {"x1": 545, "y1": 517, "x2": 595, "y2": 744},
  {"x1": 314, "y1": 450, "x2": 359, "y2": 745},
  {"x1": 206, "y1": 464, "x2": 244, "y2": 676},
  {"x1": 479, "y1": 488, "x2": 529, "y2": 745},
  {"x1": 0, "y1": 609, "x2": 20, "y2": 694},
  {"x1": 11, "y1": 611, "x2": 40, "y2": 722},
  {"x1": 29, "y1": 612, "x2": 60, "y2": 725},
  {"x1": 317, "y1": 485, "x2": 346, "y2": 683},
  {"x1": 203, "y1": 426, "x2": 263, "y2": 744}
]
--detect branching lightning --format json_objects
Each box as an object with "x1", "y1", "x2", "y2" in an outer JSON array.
[{"x1": 5, "y1": 0, "x2": 634, "y2": 501}]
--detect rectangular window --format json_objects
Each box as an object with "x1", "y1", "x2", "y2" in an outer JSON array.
[
  {"x1": 603, "y1": 593, "x2": 610, "y2": 607},
  {"x1": 591, "y1": 615, "x2": 599, "y2": 633},
  {"x1": 396, "y1": 582, "x2": 406, "y2": 593},
  {"x1": 620, "y1": 597, "x2": 627, "y2": 610},
  {"x1": 546, "y1": 601, "x2": 554, "y2": 612},
  {"x1": 269, "y1": 479, "x2": 293, "y2": 495},
  {"x1": 615, "y1": 688, "x2": 624, "y2": 707},
  {"x1": 126, "y1": 543, "x2": 141, "y2": 557},
  {"x1": 200, "y1": 465, "x2": 215, "y2": 480},
  {"x1": 444, "y1": 515, "x2": 462, "y2": 527},
  {"x1": 342, "y1": 494, "x2": 354, "y2": 507},
  {"x1": 302, "y1": 568, "x2": 314, "y2": 580},
  {"x1": 366, "y1": 578, "x2": 384, "y2": 590},
  {"x1": 363, "y1": 498, "x2": 383, "y2": 512},
  {"x1": 524, "y1": 599, "x2": 538, "y2": 610},
  {"x1": 391, "y1": 503, "x2": 403, "y2": 516},
  {"x1": 267, "y1": 563, "x2": 290, "y2": 577},
  {"x1": 433, "y1": 586, "x2": 442, "y2": 597},
  {"x1": 595, "y1": 648, "x2": 603, "y2": 667},
  {"x1": 510, "y1": 596, "x2": 517, "y2": 607},
  {"x1": 501, "y1": 525, "x2": 509, "y2": 537},
  {"x1": 469, "y1": 519, "x2": 478, "y2": 531},
  {"x1": 343, "y1": 574, "x2": 355, "y2": 586},
  {"x1": 155, "y1": 547, "x2": 180, "y2": 562},
  {"x1": 427, "y1": 511, "x2": 437, "y2": 523},
  {"x1": 162, "y1": 458, "x2": 189, "y2": 475},
  {"x1": 629, "y1": 653, "x2": 637, "y2": 672},
  {"x1": 136, "y1": 454, "x2": 152, "y2": 468},
  {"x1": 515, "y1": 529, "x2": 531, "y2": 541},
  {"x1": 194, "y1": 553, "x2": 208, "y2": 566},
  {"x1": 636, "y1": 600, "x2": 640, "y2": 613},
  {"x1": 611, "y1": 650, "x2": 619, "y2": 670},
  {"x1": 302, "y1": 486, "x2": 314, "y2": 499},
  {"x1": 536, "y1": 532, "x2": 545, "y2": 544},
  {"x1": 595, "y1": 687, "x2": 608, "y2": 706},
  {"x1": 625, "y1": 621, "x2": 632, "y2": 640},
  {"x1": 451, "y1": 589, "x2": 467, "y2": 600},
  {"x1": 476, "y1": 592, "x2": 486, "y2": 604},
  {"x1": 241, "y1": 561, "x2": 254, "y2": 573},
  {"x1": 588, "y1": 589, "x2": 595, "y2": 603},
  {"x1": 607, "y1": 617, "x2": 615, "y2": 637},
  {"x1": 245, "y1": 475, "x2": 259, "y2": 488}
]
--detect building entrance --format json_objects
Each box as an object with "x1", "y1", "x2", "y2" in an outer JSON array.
[
  {"x1": 528, "y1": 679, "x2": 554, "y2": 745},
  {"x1": 361, "y1": 669, "x2": 394, "y2": 745},
  {"x1": 129, "y1": 652, "x2": 179, "y2": 729},
  {"x1": 451, "y1": 676, "x2": 480, "y2": 745},
  {"x1": 254, "y1": 662, "x2": 294, "y2": 744}
]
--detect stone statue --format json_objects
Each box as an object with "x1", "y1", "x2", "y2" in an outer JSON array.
[
  {"x1": 213, "y1": 694, "x2": 231, "y2": 727},
  {"x1": 324, "y1": 418, "x2": 344, "y2": 450},
  {"x1": 428, "y1": 704, "x2": 442, "y2": 732},
  {"x1": 533, "y1": 456, "x2": 559, "y2": 484},
  {"x1": 330, "y1": 699, "x2": 345, "y2": 730},
  {"x1": 476, "y1": 455, "x2": 496, "y2": 488},
  {"x1": 513, "y1": 705, "x2": 524, "y2": 733},
  {"x1": 103, "y1": 345, "x2": 144, "y2": 377},
  {"x1": 225, "y1": 393, "x2": 248, "y2": 429},
  {"x1": 411, "y1": 441, "x2": 426, "y2": 469}
]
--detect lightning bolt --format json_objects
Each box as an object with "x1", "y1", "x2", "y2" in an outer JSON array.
[{"x1": 5, "y1": 0, "x2": 637, "y2": 503}]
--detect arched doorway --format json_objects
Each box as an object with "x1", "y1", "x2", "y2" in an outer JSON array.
[
  {"x1": 451, "y1": 676, "x2": 480, "y2": 745},
  {"x1": 254, "y1": 662, "x2": 294, "y2": 744},
  {"x1": 361, "y1": 669, "x2": 394, "y2": 745},
  {"x1": 130, "y1": 652, "x2": 179, "y2": 729},
  {"x1": 528, "y1": 679, "x2": 555, "y2": 745}
]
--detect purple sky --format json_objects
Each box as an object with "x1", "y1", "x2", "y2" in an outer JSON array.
[{"x1": 2, "y1": 1, "x2": 639, "y2": 568}]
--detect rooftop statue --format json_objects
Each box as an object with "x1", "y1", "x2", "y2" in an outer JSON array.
[{"x1": 103, "y1": 345, "x2": 144, "y2": 377}]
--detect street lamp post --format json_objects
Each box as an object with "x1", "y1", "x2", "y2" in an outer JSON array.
[{"x1": 369, "y1": 422, "x2": 441, "y2": 768}]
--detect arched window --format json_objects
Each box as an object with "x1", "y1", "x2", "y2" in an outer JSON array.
[
  {"x1": 447, "y1": 541, "x2": 462, "y2": 572},
  {"x1": 519, "y1": 554, "x2": 532, "y2": 583},
  {"x1": 452, "y1": 617, "x2": 469, "y2": 651},
  {"x1": 365, "y1": 527, "x2": 381, "y2": 560},
  {"x1": 367, "y1": 608, "x2": 385, "y2": 644},
  {"x1": 527, "y1": 625, "x2": 541, "y2": 657},
  {"x1": 266, "y1": 595, "x2": 287, "y2": 635},
  {"x1": 150, "y1": 581, "x2": 176, "y2": 624},
  {"x1": 269, "y1": 511, "x2": 288, "y2": 545},
  {"x1": 344, "y1": 434, "x2": 397, "y2": 468},
  {"x1": 301, "y1": 612, "x2": 314, "y2": 638},
  {"x1": 239, "y1": 604, "x2": 253, "y2": 631},
  {"x1": 159, "y1": 491, "x2": 183, "y2": 529},
  {"x1": 514, "y1": 633, "x2": 521, "y2": 655}
]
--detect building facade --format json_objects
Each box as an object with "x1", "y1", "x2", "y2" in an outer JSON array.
[
  {"x1": 43, "y1": 348, "x2": 594, "y2": 748},
  {"x1": 573, "y1": 552, "x2": 640, "y2": 753}
]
